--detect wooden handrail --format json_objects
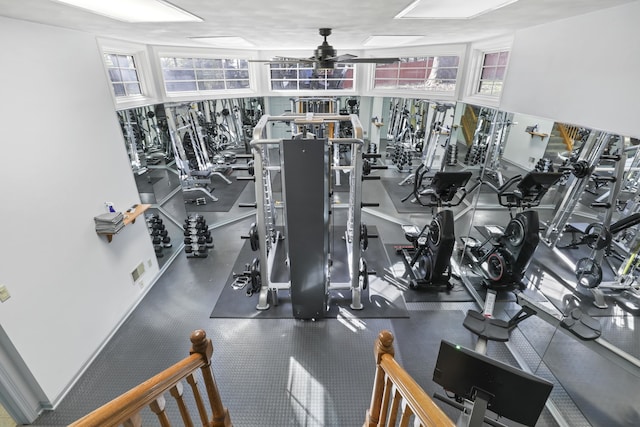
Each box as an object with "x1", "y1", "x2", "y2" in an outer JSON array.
[
  {"x1": 70, "y1": 330, "x2": 232, "y2": 427},
  {"x1": 364, "y1": 330, "x2": 454, "y2": 427},
  {"x1": 556, "y1": 123, "x2": 579, "y2": 152}
]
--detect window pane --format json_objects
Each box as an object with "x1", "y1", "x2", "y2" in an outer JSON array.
[
  {"x1": 125, "y1": 83, "x2": 141, "y2": 95},
  {"x1": 175, "y1": 58, "x2": 194, "y2": 68},
  {"x1": 118, "y1": 55, "x2": 135, "y2": 68},
  {"x1": 198, "y1": 81, "x2": 225, "y2": 90},
  {"x1": 495, "y1": 66, "x2": 507, "y2": 79},
  {"x1": 163, "y1": 69, "x2": 196, "y2": 81},
  {"x1": 160, "y1": 57, "x2": 176, "y2": 68},
  {"x1": 498, "y1": 52, "x2": 509, "y2": 66},
  {"x1": 481, "y1": 67, "x2": 497, "y2": 80},
  {"x1": 483, "y1": 52, "x2": 499, "y2": 66},
  {"x1": 196, "y1": 69, "x2": 224, "y2": 80},
  {"x1": 104, "y1": 54, "x2": 118, "y2": 67},
  {"x1": 194, "y1": 58, "x2": 222, "y2": 68},
  {"x1": 478, "y1": 81, "x2": 494, "y2": 94},
  {"x1": 223, "y1": 59, "x2": 241, "y2": 68},
  {"x1": 439, "y1": 56, "x2": 460, "y2": 67},
  {"x1": 108, "y1": 69, "x2": 122, "y2": 82},
  {"x1": 227, "y1": 80, "x2": 250, "y2": 89},
  {"x1": 166, "y1": 81, "x2": 197, "y2": 92},
  {"x1": 120, "y1": 69, "x2": 139, "y2": 82},
  {"x1": 225, "y1": 69, "x2": 249, "y2": 79},
  {"x1": 112, "y1": 83, "x2": 126, "y2": 96}
]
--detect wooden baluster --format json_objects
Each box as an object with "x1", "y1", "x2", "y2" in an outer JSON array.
[
  {"x1": 149, "y1": 396, "x2": 171, "y2": 427},
  {"x1": 186, "y1": 373, "x2": 209, "y2": 425},
  {"x1": 170, "y1": 381, "x2": 194, "y2": 427},
  {"x1": 388, "y1": 389, "x2": 401, "y2": 426},
  {"x1": 123, "y1": 413, "x2": 142, "y2": 427},
  {"x1": 190, "y1": 330, "x2": 233, "y2": 427},
  {"x1": 398, "y1": 403, "x2": 414, "y2": 427},
  {"x1": 379, "y1": 378, "x2": 393, "y2": 427},
  {"x1": 363, "y1": 330, "x2": 395, "y2": 427}
]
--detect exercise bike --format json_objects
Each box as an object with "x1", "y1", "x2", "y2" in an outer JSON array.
[
  {"x1": 398, "y1": 168, "x2": 473, "y2": 290},
  {"x1": 461, "y1": 171, "x2": 562, "y2": 290}
]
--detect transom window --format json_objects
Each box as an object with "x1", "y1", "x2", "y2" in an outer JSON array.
[
  {"x1": 269, "y1": 64, "x2": 354, "y2": 91},
  {"x1": 374, "y1": 56, "x2": 459, "y2": 92},
  {"x1": 477, "y1": 50, "x2": 509, "y2": 96},
  {"x1": 160, "y1": 57, "x2": 250, "y2": 93},
  {"x1": 104, "y1": 53, "x2": 142, "y2": 97}
]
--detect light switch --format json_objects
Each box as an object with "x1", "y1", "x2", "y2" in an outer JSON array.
[{"x1": 0, "y1": 285, "x2": 11, "y2": 302}]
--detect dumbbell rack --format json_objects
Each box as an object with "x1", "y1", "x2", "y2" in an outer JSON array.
[
  {"x1": 183, "y1": 214, "x2": 214, "y2": 258},
  {"x1": 146, "y1": 213, "x2": 172, "y2": 258}
]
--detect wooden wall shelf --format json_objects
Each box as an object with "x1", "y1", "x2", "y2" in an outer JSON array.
[
  {"x1": 97, "y1": 204, "x2": 150, "y2": 242},
  {"x1": 527, "y1": 131, "x2": 549, "y2": 138}
]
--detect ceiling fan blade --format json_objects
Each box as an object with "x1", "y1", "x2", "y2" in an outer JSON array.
[
  {"x1": 248, "y1": 56, "x2": 317, "y2": 64},
  {"x1": 330, "y1": 54, "x2": 357, "y2": 61},
  {"x1": 338, "y1": 57, "x2": 400, "y2": 64}
]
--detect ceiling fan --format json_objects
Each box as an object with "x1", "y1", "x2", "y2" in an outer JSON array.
[{"x1": 251, "y1": 28, "x2": 400, "y2": 70}]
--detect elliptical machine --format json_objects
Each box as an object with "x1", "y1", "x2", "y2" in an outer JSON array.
[
  {"x1": 462, "y1": 171, "x2": 562, "y2": 290},
  {"x1": 399, "y1": 167, "x2": 473, "y2": 290}
]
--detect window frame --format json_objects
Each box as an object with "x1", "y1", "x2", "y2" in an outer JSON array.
[
  {"x1": 371, "y1": 55, "x2": 460, "y2": 94},
  {"x1": 268, "y1": 62, "x2": 356, "y2": 93},
  {"x1": 463, "y1": 36, "x2": 513, "y2": 107},
  {"x1": 104, "y1": 53, "x2": 144, "y2": 98},
  {"x1": 159, "y1": 54, "x2": 253, "y2": 97},
  {"x1": 99, "y1": 39, "x2": 158, "y2": 110}
]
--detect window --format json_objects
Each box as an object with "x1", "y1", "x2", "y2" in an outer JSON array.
[
  {"x1": 104, "y1": 53, "x2": 142, "y2": 97},
  {"x1": 477, "y1": 50, "x2": 509, "y2": 96},
  {"x1": 374, "y1": 56, "x2": 459, "y2": 92},
  {"x1": 160, "y1": 57, "x2": 250, "y2": 93},
  {"x1": 269, "y1": 63, "x2": 354, "y2": 91}
]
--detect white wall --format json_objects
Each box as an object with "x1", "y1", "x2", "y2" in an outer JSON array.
[
  {"x1": 502, "y1": 114, "x2": 555, "y2": 170},
  {"x1": 500, "y1": 1, "x2": 640, "y2": 138},
  {"x1": 0, "y1": 17, "x2": 159, "y2": 406}
]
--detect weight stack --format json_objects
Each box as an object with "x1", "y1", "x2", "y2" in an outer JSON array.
[
  {"x1": 446, "y1": 144, "x2": 458, "y2": 166},
  {"x1": 281, "y1": 138, "x2": 329, "y2": 320}
]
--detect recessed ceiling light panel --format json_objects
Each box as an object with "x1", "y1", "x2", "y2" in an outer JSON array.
[
  {"x1": 190, "y1": 37, "x2": 256, "y2": 48},
  {"x1": 396, "y1": 0, "x2": 519, "y2": 20},
  {"x1": 363, "y1": 35, "x2": 425, "y2": 47},
  {"x1": 53, "y1": 0, "x2": 203, "y2": 23}
]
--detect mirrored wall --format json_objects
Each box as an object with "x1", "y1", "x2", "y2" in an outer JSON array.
[{"x1": 115, "y1": 94, "x2": 640, "y2": 425}]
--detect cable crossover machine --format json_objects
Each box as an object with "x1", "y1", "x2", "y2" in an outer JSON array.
[{"x1": 238, "y1": 111, "x2": 384, "y2": 320}]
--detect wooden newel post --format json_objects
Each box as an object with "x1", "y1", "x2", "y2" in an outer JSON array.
[
  {"x1": 363, "y1": 330, "x2": 395, "y2": 427},
  {"x1": 190, "y1": 330, "x2": 233, "y2": 427}
]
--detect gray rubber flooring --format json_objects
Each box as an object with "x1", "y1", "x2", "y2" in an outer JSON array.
[{"x1": 29, "y1": 152, "x2": 640, "y2": 427}]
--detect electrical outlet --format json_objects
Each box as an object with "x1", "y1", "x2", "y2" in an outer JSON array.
[
  {"x1": 147, "y1": 259, "x2": 152, "y2": 268},
  {"x1": 0, "y1": 285, "x2": 11, "y2": 302},
  {"x1": 138, "y1": 280, "x2": 145, "y2": 289}
]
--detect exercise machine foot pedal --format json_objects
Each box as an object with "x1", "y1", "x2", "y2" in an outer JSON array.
[
  {"x1": 463, "y1": 305, "x2": 536, "y2": 342},
  {"x1": 463, "y1": 310, "x2": 510, "y2": 342},
  {"x1": 560, "y1": 308, "x2": 601, "y2": 340}
]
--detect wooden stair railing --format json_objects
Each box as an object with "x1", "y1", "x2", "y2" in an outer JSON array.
[
  {"x1": 556, "y1": 123, "x2": 580, "y2": 152},
  {"x1": 460, "y1": 104, "x2": 478, "y2": 146},
  {"x1": 364, "y1": 330, "x2": 455, "y2": 427},
  {"x1": 70, "y1": 330, "x2": 232, "y2": 427}
]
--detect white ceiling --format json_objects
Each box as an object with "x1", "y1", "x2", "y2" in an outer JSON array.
[{"x1": 0, "y1": 0, "x2": 635, "y2": 53}]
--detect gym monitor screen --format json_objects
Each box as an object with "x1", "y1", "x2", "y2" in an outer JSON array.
[{"x1": 433, "y1": 340, "x2": 553, "y2": 426}]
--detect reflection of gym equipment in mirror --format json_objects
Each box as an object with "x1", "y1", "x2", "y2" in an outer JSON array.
[
  {"x1": 461, "y1": 171, "x2": 562, "y2": 291},
  {"x1": 118, "y1": 104, "x2": 173, "y2": 176},
  {"x1": 433, "y1": 340, "x2": 553, "y2": 427},
  {"x1": 165, "y1": 102, "x2": 243, "y2": 204},
  {"x1": 549, "y1": 136, "x2": 640, "y2": 314},
  {"x1": 237, "y1": 112, "x2": 381, "y2": 319},
  {"x1": 398, "y1": 171, "x2": 473, "y2": 290}
]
